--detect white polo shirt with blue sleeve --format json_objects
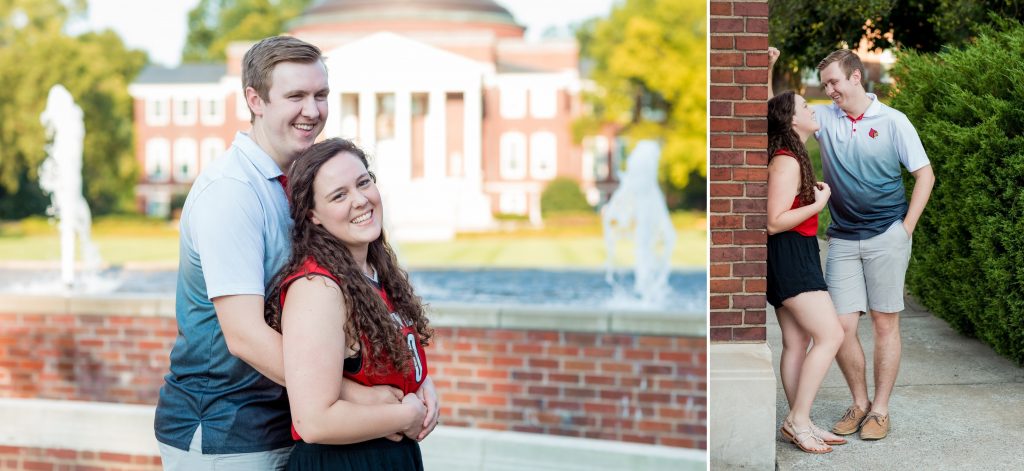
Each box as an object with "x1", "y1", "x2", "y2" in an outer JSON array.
[
  {"x1": 813, "y1": 93, "x2": 930, "y2": 240},
  {"x1": 155, "y1": 132, "x2": 294, "y2": 453}
]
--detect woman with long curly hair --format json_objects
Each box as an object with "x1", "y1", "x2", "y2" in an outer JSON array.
[
  {"x1": 265, "y1": 138, "x2": 436, "y2": 470},
  {"x1": 767, "y1": 90, "x2": 846, "y2": 454}
]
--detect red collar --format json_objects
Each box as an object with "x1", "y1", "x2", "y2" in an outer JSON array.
[{"x1": 845, "y1": 112, "x2": 865, "y2": 123}]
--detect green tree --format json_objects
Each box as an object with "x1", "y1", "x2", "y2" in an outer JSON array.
[
  {"x1": 575, "y1": 0, "x2": 706, "y2": 200},
  {"x1": 769, "y1": 0, "x2": 1024, "y2": 88},
  {"x1": 183, "y1": 0, "x2": 312, "y2": 62},
  {"x1": 0, "y1": 0, "x2": 146, "y2": 217}
]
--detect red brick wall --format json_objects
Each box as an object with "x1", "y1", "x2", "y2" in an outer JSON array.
[
  {"x1": 430, "y1": 328, "x2": 706, "y2": 449},
  {"x1": 0, "y1": 313, "x2": 705, "y2": 449},
  {"x1": 0, "y1": 446, "x2": 160, "y2": 471},
  {"x1": 709, "y1": 0, "x2": 769, "y2": 342}
]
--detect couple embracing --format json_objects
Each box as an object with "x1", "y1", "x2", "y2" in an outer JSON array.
[{"x1": 766, "y1": 48, "x2": 935, "y2": 453}]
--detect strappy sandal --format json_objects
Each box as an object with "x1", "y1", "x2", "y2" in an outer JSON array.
[
  {"x1": 780, "y1": 419, "x2": 833, "y2": 454},
  {"x1": 810, "y1": 423, "x2": 847, "y2": 445}
]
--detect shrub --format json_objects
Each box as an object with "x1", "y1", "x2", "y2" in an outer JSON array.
[
  {"x1": 540, "y1": 177, "x2": 592, "y2": 215},
  {"x1": 888, "y1": 20, "x2": 1024, "y2": 365}
]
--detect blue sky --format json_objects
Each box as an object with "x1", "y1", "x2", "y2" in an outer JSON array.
[{"x1": 73, "y1": 0, "x2": 617, "y2": 66}]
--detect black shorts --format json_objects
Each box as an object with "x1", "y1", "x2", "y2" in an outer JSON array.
[
  {"x1": 287, "y1": 437, "x2": 422, "y2": 471},
  {"x1": 767, "y1": 231, "x2": 828, "y2": 309}
]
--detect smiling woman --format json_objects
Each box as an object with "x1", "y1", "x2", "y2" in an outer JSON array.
[{"x1": 263, "y1": 138, "x2": 437, "y2": 471}]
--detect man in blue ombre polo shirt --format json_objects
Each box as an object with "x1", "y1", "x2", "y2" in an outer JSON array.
[
  {"x1": 154, "y1": 34, "x2": 447, "y2": 470},
  {"x1": 813, "y1": 50, "x2": 935, "y2": 442}
]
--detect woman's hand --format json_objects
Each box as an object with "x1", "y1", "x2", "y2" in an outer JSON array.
[
  {"x1": 769, "y1": 46, "x2": 780, "y2": 67},
  {"x1": 401, "y1": 393, "x2": 427, "y2": 440},
  {"x1": 813, "y1": 182, "x2": 831, "y2": 209}
]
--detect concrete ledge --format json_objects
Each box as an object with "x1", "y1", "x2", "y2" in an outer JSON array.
[
  {"x1": 709, "y1": 342, "x2": 776, "y2": 470},
  {"x1": 0, "y1": 294, "x2": 705, "y2": 336},
  {"x1": 422, "y1": 426, "x2": 706, "y2": 471},
  {"x1": 0, "y1": 398, "x2": 160, "y2": 455},
  {"x1": 0, "y1": 398, "x2": 706, "y2": 470}
]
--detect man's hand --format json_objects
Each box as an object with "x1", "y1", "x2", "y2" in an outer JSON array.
[
  {"x1": 768, "y1": 47, "x2": 780, "y2": 96},
  {"x1": 414, "y1": 376, "x2": 440, "y2": 441},
  {"x1": 903, "y1": 220, "x2": 915, "y2": 238},
  {"x1": 336, "y1": 380, "x2": 405, "y2": 442}
]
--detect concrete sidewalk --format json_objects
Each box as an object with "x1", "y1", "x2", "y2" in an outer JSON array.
[{"x1": 769, "y1": 267, "x2": 1024, "y2": 469}]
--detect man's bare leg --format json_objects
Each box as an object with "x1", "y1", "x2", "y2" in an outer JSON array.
[
  {"x1": 868, "y1": 310, "x2": 901, "y2": 415},
  {"x1": 834, "y1": 312, "x2": 870, "y2": 410}
]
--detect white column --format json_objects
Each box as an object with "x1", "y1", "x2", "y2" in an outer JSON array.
[
  {"x1": 358, "y1": 90, "x2": 376, "y2": 154},
  {"x1": 323, "y1": 91, "x2": 341, "y2": 139},
  {"x1": 425, "y1": 89, "x2": 447, "y2": 180},
  {"x1": 394, "y1": 89, "x2": 412, "y2": 183},
  {"x1": 462, "y1": 85, "x2": 482, "y2": 190}
]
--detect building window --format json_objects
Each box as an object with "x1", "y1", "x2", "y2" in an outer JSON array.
[
  {"x1": 593, "y1": 135, "x2": 610, "y2": 181},
  {"x1": 341, "y1": 93, "x2": 359, "y2": 139},
  {"x1": 173, "y1": 138, "x2": 198, "y2": 182},
  {"x1": 200, "y1": 138, "x2": 224, "y2": 171},
  {"x1": 236, "y1": 89, "x2": 251, "y2": 121},
  {"x1": 499, "y1": 132, "x2": 527, "y2": 180},
  {"x1": 145, "y1": 138, "x2": 170, "y2": 183},
  {"x1": 173, "y1": 97, "x2": 196, "y2": 125},
  {"x1": 200, "y1": 97, "x2": 225, "y2": 126},
  {"x1": 529, "y1": 132, "x2": 557, "y2": 180},
  {"x1": 500, "y1": 86, "x2": 526, "y2": 119},
  {"x1": 529, "y1": 87, "x2": 557, "y2": 119},
  {"x1": 499, "y1": 191, "x2": 528, "y2": 215},
  {"x1": 146, "y1": 191, "x2": 171, "y2": 218},
  {"x1": 146, "y1": 97, "x2": 170, "y2": 126}
]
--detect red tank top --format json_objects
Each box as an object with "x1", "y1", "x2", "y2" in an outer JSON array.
[
  {"x1": 773, "y1": 150, "x2": 818, "y2": 237},
  {"x1": 279, "y1": 256, "x2": 429, "y2": 441}
]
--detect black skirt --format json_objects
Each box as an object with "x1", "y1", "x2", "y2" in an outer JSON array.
[
  {"x1": 287, "y1": 437, "x2": 423, "y2": 471},
  {"x1": 767, "y1": 231, "x2": 828, "y2": 309}
]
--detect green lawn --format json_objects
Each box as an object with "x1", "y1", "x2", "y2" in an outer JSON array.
[{"x1": 0, "y1": 212, "x2": 706, "y2": 269}]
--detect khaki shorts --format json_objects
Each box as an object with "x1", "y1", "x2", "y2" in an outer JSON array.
[
  {"x1": 825, "y1": 220, "x2": 912, "y2": 315},
  {"x1": 157, "y1": 424, "x2": 292, "y2": 471}
]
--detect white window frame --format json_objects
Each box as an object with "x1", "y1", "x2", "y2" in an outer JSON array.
[
  {"x1": 173, "y1": 138, "x2": 198, "y2": 182},
  {"x1": 499, "y1": 132, "x2": 527, "y2": 180},
  {"x1": 145, "y1": 138, "x2": 170, "y2": 183},
  {"x1": 529, "y1": 86, "x2": 557, "y2": 119},
  {"x1": 499, "y1": 86, "x2": 527, "y2": 119},
  {"x1": 173, "y1": 96, "x2": 196, "y2": 126},
  {"x1": 200, "y1": 96, "x2": 225, "y2": 126},
  {"x1": 200, "y1": 137, "x2": 224, "y2": 172},
  {"x1": 529, "y1": 132, "x2": 557, "y2": 180},
  {"x1": 499, "y1": 191, "x2": 528, "y2": 215},
  {"x1": 145, "y1": 97, "x2": 170, "y2": 126}
]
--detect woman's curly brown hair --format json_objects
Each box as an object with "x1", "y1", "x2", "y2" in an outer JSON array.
[
  {"x1": 265, "y1": 138, "x2": 432, "y2": 377},
  {"x1": 768, "y1": 91, "x2": 816, "y2": 205}
]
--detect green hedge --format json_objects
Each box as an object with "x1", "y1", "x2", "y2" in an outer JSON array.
[
  {"x1": 540, "y1": 177, "x2": 592, "y2": 215},
  {"x1": 888, "y1": 20, "x2": 1024, "y2": 365}
]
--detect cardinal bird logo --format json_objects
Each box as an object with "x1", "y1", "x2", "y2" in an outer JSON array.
[{"x1": 869, "y1": 128, "x2": 879, "y2": 138}]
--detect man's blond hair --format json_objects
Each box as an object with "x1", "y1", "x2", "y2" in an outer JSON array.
[{"x1": 817, "y1": 49, "x2": 866, "y2": 86}]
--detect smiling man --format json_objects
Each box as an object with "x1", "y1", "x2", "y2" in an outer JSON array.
[
  {"x1": 153, "y1": 36, "x2": 438, "y2": 470},
  {"x1": 812, "y1": 49, "x2": 935, "y2": 441}
]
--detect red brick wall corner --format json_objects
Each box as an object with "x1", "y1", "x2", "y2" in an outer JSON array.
[{"x1": 709, "y1": 0, "x2": 769, "y2": 343}]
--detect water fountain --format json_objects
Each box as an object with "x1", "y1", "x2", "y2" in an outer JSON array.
[
  {"x1": 601, "y1": 140, "x2": 677, "y2": 307},
  {"x1": 38, "y1": 84, "x2": 103, "y2": 291}
]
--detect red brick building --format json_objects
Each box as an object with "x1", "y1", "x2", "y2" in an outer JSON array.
[
  {"x1": 128, "y1": 0, "x2": 615, "y2": 240},
  {"x1": 708, "y1": 0, "x2": 775, "y2": 468}
]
